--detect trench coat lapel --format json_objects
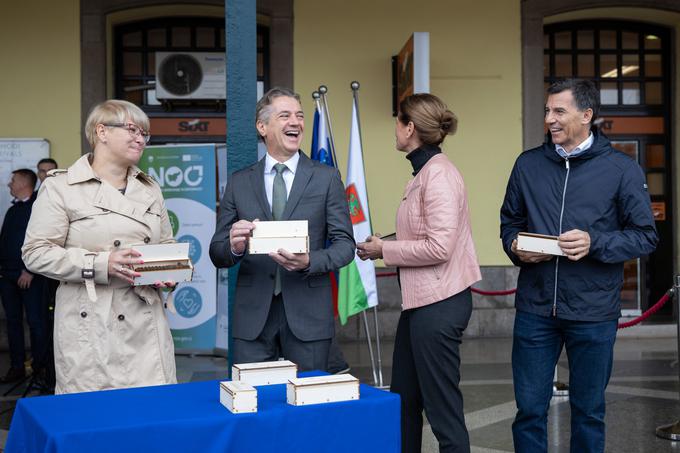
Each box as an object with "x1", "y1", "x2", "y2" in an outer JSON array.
[{"x1": 92, "y1": 178, "x2": 156, "y2": 229}]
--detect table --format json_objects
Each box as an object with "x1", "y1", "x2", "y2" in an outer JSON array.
[{"x1": 6, "y1": 373, "x2": 400, "y2": 453}]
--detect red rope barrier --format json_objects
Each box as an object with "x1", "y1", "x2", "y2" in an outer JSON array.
[
  {"x1": 377, "y1": 273, "x2": 518, "y2": 296},
  {"x1": 470, "y1": 288, "x2": 517, "y2": 296},
  {"x1": 617, "y1": 292, "x2": 671, "y2": 329},
  {"x1": 376, "y1": 272, "x2": 397, "y2": 278},
  {"x1": 375, "y1": 271, "x2": 675, "y2": 329}
]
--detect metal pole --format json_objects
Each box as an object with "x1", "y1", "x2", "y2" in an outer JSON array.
[
  {"x1": 318, "y1": 85, "x2": 340, "y2": 172},
  {"x1": 312, "y1": 91, "x2": 322, "y2": 115},
  {"x1": 552, "y1": 365, "x2": 569, "y2": 397},
  {"x1": 361, "y1": 310, "x2": 379, "y2": 386},
  {"x1": 372, "y1": 306, "x2": 385, "y2": 388},
  {"x1": 656, "y1": 275, "x2": 680, "y2": 440},
  {"x1": 350, "y1": 80, "x2": 383, "y2": 387}
]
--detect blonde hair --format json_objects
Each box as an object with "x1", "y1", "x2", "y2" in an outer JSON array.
[
  {"x1": 398, "y1": 94, "x2": 457, "y2": 146},
  {"x1": 85, "y1": 100, "x2": 150, "y2": 149}
]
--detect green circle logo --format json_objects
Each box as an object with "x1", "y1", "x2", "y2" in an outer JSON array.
[{"x1": 168, "y1": 210, "x2": 180, "y2": 236}]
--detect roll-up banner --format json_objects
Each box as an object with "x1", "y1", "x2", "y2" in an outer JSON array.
[{"x1": 139, "y1": 144, "x2": 217, "y2": 353}]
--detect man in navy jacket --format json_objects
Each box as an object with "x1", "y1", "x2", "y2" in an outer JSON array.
[
  {"x1": 0, "y1": 169, "x2": 47, "y2": 383},
  {"x1": 500, "y1": 79, "x2": 657, "y2": 453}
]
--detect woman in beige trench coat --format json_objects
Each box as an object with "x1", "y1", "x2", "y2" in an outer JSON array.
[{"x1": 22, "y1": 100, "x2": 177, "y2": 394}]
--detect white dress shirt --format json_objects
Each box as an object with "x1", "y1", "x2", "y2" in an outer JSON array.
[
  {"x1": 555, "y1": 132, "x2": 594, "y2": 159},
  {"x1": 264, "y1": 151, "x2": 300, "y2": 208}
]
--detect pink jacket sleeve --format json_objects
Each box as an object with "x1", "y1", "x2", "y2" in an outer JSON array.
[{"x1": 382, "y1": 163, "x2": 463, "y2": 267}]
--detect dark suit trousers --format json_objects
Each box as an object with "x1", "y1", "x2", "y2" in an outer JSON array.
[
  {"x1": 232, "y1": 294, "x2": 331, "y2": 372},
  {"x1": 391, "y1": 289, "x2": 472, "y2": 453},
  {"x1": 0, "y1": 275, "x2": 48, "y2": 370}
]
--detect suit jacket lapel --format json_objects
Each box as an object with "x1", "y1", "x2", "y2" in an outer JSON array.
[
  {"x1": 249, "y1": 159, "x2": 273, "y2": 221},
  {"x1": 282, "y1": 152, "x2": 313, "y2": 220}
]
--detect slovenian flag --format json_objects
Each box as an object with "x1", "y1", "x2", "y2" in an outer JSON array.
[
  {"x1": 311, "y1": 105, "x2": 334, "y2": 167},
  {"x1": 310, "y1": 102, "x2": 340, "y2": 316},
  {"x1": 337, "y1": 95, "x2": 378, "y2": 325}
]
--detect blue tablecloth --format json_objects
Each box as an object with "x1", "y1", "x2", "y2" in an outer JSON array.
[{"x1": 6, "y1": 373, "x2": 400, "y2": 453}]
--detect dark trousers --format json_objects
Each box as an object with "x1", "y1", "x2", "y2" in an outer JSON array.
[
  {"x1": 391, "y1": 289, "x2": 472, "y2": 453},
  {"x1": 512, "y1": 310, "x2": 617, "y2": 453},
  {"x1": 0, "y1": 275, "x2": 48, "y2": 370},
  {"x1": 232, "y1": 294, "x2": 331, "y2": 372}
]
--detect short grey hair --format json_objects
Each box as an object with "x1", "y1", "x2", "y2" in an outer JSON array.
[{"x1": 255, "y1": 87, "x2": 302, "y2": 141}]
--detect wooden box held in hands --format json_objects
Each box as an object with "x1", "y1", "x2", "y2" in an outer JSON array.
[
  {"x1": 232, "y1": 360, "x2": 298, "y2": 386},
  {"x1": 219, "y1": 381, "x2": 257, "y2": 414},
  {"x1": 516, "y1": 232, "x2": 566, "y2": 256},
  {"x1": 287, "y1": 374, "x2": 360, "y2": 406},
  {"x1": 131, "y1": 243, "x2": 194, "y2": 286},
  {"x1": 249, "y1": 220, "x2": 309, "y2": 254}
]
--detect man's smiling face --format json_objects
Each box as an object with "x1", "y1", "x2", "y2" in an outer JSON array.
[
  {"x1": 257, "y1": 96, "x2": 304, "y2": 161},
  {"x1": 545, "y1": 89, "x2": 592, "y2": 153}
]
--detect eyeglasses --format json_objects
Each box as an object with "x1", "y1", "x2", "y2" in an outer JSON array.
[{"x1": 103, "y1": 123, "x2": 151, "y2": 144}]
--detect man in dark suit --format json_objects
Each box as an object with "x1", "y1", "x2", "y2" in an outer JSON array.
[
  {"x1": 0, "y1": 169, "x2": 47, "y2": 383},
  {"x1": 210, "y1": 87, "x2": 355, "y2": 371},
  {"x1": 36, "y1": 158, "x2": 58, "y2": 189}
]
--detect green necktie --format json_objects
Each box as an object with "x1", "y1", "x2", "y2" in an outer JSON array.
[{"x1": 272, "y1": 163, "x2": 287, "y2": 295}]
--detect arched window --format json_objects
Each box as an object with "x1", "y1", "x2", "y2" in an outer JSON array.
[
  {"x1": 544, "y1": 21, "x2": 667, "y2": 109},
  {"x1": 114, "y1": 17, "x2": 268, "y2": 113}
]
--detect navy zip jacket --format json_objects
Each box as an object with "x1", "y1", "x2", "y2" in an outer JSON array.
[{"x1": 500, "y1": 132, "x2": 658, "y2": 321}]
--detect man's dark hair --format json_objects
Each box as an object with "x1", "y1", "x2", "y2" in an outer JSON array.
[
  {"x1": 37, "y1": 158, "x2": 58, "y2": 167},
  {"x1": 12, "y1": 169, "x2": 38, "y2": 189},
  {"x1": 547, "y1": 79, "x2": 600, "y2": 122}
]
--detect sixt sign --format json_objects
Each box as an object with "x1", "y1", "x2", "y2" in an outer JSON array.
[
  {"x1": 149, "y1": 118, "x2": 226, "y2": 136},
  {"x1": 178, "y1": 119, "x2": 210, "y2": 133}
]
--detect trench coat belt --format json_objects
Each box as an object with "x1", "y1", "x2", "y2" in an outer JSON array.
[{"x1": 83, "y1": 253, "x2": 98, "y2": 302}]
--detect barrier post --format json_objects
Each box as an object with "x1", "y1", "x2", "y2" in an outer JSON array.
[
  {"x1": 655, "y1": 274, "x2": 680, "y2": 441},
  {"x1": 552, "y1": 366, "x2": 569, "y2": 398}
]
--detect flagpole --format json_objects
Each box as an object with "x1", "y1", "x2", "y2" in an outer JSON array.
[
  {"x1": 361, "y1": 310, "x2": 379, "y2": 385},
  {"x1": 372, "y1": 306, "x2": 384, "y2": 388},
  {"x1": 318, "y1": 85, "x2": 340, "y2": 174},
  {"x1": 312, "y1": 90, "x2": 322, "y2": 116},
  {"x1": 351, "y1": 80, "x2": 384, "y2": 388}
]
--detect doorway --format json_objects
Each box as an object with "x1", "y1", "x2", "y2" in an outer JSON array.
[{"x1": 544, "y1": 20, "x2": 673, "y2": 318}]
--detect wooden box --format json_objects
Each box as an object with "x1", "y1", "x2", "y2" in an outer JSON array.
[
  {"x1": 286, "y1": 374, "x2": 360, "y2": 406},
  {"x1": 131, "y1": 243, "x2": 194, "y2": 286},
  {"x1": 517, "y1": 232, "x2": 566, "y2": 256},
  {"x1": 249, "y1": 220, "x2": 309, "y2": 254},
  {"x1": 232, "y1": 360, "x2": 298, "y2": 386},
  {"x1": 219, "y1": 381, "x2": 257, "y2": 414}
]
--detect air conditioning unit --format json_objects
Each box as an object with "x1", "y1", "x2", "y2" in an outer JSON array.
[{"x1": 155, "y1": 52, "x2": 226, "y2": 100}]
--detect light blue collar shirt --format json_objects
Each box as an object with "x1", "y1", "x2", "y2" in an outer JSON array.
[
  {"x1": 264, "y1": 151, "x2": 300, "y2": 208},
  {"x1": 555, "y1": 132, "x2": 594, "y2": 159}
]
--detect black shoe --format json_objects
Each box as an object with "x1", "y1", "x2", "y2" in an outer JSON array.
[
  {"x1": 327, "y1": 364, "x2": 351, "y2": 375},
  {"x1": 1, "y1": 367, "x2": 26, "y2": 383}
]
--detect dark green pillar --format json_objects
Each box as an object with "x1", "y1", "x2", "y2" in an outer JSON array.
[{"x1": 225, "y1": 0, "x2": 257, "y2": 370}]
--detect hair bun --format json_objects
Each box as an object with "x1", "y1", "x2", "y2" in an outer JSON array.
[{"x1": 440, "y1": 110, "x2": 457, "y2": 136}]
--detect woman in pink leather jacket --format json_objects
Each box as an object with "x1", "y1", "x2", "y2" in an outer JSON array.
[{"x1": 358, "y1": 93, "x2": 481, "y2": 453}]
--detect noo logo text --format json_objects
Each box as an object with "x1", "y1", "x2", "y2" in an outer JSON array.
[{"x1": 148, "y1": 166, "x2": 203, "y2": 187}]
